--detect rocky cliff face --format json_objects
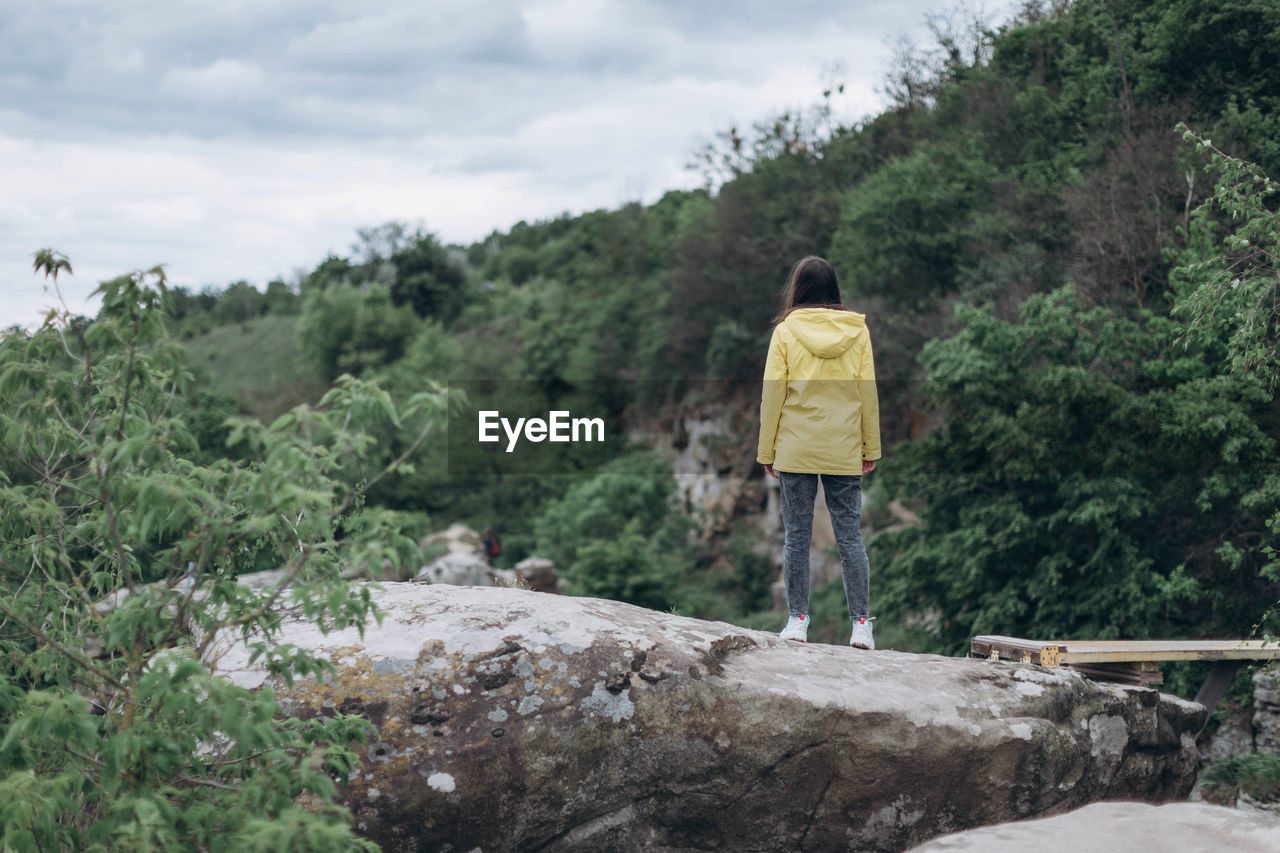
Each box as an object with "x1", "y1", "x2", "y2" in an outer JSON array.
[
  {"x1": 636, "y1": 407, "x2": 844, "y2": 610},
  {"x1": 1251, "y1": 670, "x2": 1280, "y2": 754},
  {"x1": 636, "y1": 405, "x2": 906, "y2": 610},
  {"x1": 210, "y1": 584, "x2": 1204, "y2": 852}
]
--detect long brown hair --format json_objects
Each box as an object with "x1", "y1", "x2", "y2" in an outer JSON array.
[{"x1": 774, "y1": 256, "x2": 848, "y2": 322}]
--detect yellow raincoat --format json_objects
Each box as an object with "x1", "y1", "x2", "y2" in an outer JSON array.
[{"x1": 757, "y1": 307, "x2": 881, "y2": 475}]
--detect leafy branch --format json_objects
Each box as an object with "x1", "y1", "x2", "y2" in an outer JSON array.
[
  {"x1": 1174, "y1": 124, "x2": 1280, "y2": 392},
  {"x1": 1, "y1": 252, "x2": 445, "y2": 850}
]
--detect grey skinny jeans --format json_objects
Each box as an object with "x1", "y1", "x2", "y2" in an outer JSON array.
[{"x1": 778, "y1": 472, "x2": 870, "y2": 622}]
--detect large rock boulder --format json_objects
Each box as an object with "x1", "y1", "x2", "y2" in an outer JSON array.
[
  {"x1": 413, "y1": 551, "x2": 504, "y2": 586},
  {"x1": 905, "y1": 801, "x2": 1280, "y2": 852},
  {"x1": 414, "y1": 523, "x2": 557, "y2": 590},
  {"x1": 414, "y1": 523, "x2": 515, "y2": 587},
  {"x1": 513, "y1": 556, "x2": 562, "y2": 593},
  {"x1": 210, "y1": 584, "x2": 1204, "y2": 852}
]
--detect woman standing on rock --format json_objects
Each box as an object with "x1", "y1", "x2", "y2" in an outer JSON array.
[{"x1": 757, "y1": 256, "x2": 881, "y2": 649}]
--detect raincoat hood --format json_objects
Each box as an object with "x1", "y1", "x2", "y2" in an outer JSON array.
[{"x1": 782, "y1": 308, "x2": 867, "y2": 359}]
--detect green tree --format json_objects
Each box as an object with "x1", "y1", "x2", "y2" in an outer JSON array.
[
  {"x1": 0, "y1": 253, "x2": 448, "y2": 850},
  {"x1": 212, "y1": 281, "x2": 266, "y2": 325},
  {"x1": 705, "y1": 319, "x2": 764, "y2": 381},
  {"x1": 297, "y1": 282, "x2": 362, "y2": 381},
  {"x1": 1174, "y1": 126, "x2": 1280, "y2": 392},
  {"x1": 665, "y1": 150, "x2": 841, "y2": 378},
  {"x1": 533, "y1": 452, "x2": 690, "y2": 610},
  {"x1": 1172, "y1": 127, "x2": 1280, "y2": 618},
  {"x1": 829, "y1": 144, "x2": 996, "y2": 309},
  {"x1": 302, "y1": 255, "x2": 357, "y2": 293},
  {"x1": 389, "y1": 233, "x2": 467, "y2": 322},
  {"x1": 875, "y1": 287, "x2": 1280, "y2": 657},
  {"x1": 297, "y1": 283, "x2": 420, "y2": 381},
  {"x1": 263, "y1": 279, "x2": 301, "y2": 315},
  {"x1": 337, "y1": 285, "x2": 421, "y2": 375}
]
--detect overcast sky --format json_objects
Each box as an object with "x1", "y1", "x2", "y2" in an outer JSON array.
[{"x1": 1, "y1": 0, "x2": 1001, "y2": 325}]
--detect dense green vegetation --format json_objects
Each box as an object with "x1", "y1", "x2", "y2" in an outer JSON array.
[
  {"x1": 144, "y1": 0, "x2": 1280, "y2": 664},
  {"x1": 4, "y1": 7, "x2": 1280, "y2": 838},
  {"x1": 1201, "y1": 752, "x2": 1280, "y2": 805},
  {"x1": 1, "y1": 257, "x2": 450, "y2": 847}
]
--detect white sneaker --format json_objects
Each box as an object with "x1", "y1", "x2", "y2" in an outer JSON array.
[
  {"x1": 850, "y1": 617, "x2": 875, "y2": 650},
  {"x1": 780, "y1": 613, "x2": 809, "y2": 642}
]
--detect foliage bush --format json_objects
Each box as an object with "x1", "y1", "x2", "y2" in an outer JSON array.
[
  {"x1": 298, "y1": 283, "x2": 421, "y2": 381},
  {"x1": 830, "y1": 144, "x2": 995, "y2": 309},
  {"x1": 1174, "y1": 126, "x2": 1280, "y2": 394},
  {"x1": 1171, "y1": 126, "x2": 1280, "y2": 634},
  {"x1": 679, "y1": 532, "x2": 777, "y2": 623},
  {"x1": 534, "y1": 452, "x2": 692, "y2": 610},
  {"x1": 388, "y1": 232, "x2": 468, "y2": 322},
  {"x1": 873, "y1": 286, "x2": 1280, "y2": 661},
  {"x1": 297, "y1": 283, "x2": 363, "y2": 381},
  {"x1": 705, "y1": 319, "x2": 764, "y2": 381},
  {"x1": 0, "y1": 253, "x2": 448, "y2": 849},
  {"x1": 1201, "y1": 752, "x2": 1280, "y2": 806}
]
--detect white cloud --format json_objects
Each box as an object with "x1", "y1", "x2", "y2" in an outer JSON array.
[
  {"x1": 284, "y1": 2, "x2": 532, "y2": 72},
  {"x1": 162, "y1": 59, "x2": 271, "y2": 101},
  {"x1": 0, "y1": 0, "x2": 1004, "y2": 327},
  {"x1": 521, "y1": 0, "x2": 679, "y2": 71}
]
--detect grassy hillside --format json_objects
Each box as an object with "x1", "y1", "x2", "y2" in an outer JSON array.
[{"x1": 183, "y1": 314, "x2": 327, "y2": 422}]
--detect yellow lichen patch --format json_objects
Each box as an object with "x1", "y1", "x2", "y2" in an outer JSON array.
[
  {"x1": 284, "y1": 653, "x2": 416, "y2": 707},
  {"x1": 417, "y1": 639, "x2": 447, "y2": 664}
]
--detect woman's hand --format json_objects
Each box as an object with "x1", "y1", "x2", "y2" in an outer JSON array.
[
  {"x1": 764, "y1": 464, "x2": 778, "y2": 479},
  {"x1": 862, "y1": 459, "x2": 877, "y2": 475}
]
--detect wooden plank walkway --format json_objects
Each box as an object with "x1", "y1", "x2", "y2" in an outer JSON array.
[
  {"x1": 971, "y1": 635, "x2": 1280, "y2": 719},
  {"x1": 971, "y1": 635, "x2": 1280, "y2": 667}
]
